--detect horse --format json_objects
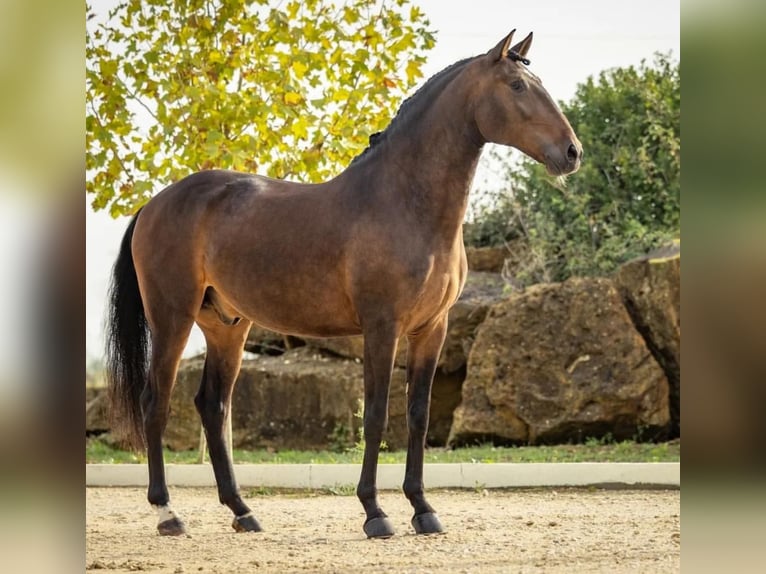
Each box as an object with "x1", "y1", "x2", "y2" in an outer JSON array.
[{"x1": 105, "y1": 29, "x2": 581, "y2": 539}]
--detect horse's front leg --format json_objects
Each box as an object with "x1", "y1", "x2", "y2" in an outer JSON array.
[
  {"x1": 357, "y1": 319, "x2": 399, "y2": 538},
  {"x1": 403, "y1": 315, "x2": 448, "y2": 534}
]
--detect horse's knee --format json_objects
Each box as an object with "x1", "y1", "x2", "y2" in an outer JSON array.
[
  {"x1": 407, "y1": 403, "x2": 430, "y2": 436},
  {"x1": 363, "y1": 405, "x2": 388, "y2": 440}
]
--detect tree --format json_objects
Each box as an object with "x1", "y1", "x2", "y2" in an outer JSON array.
[
  {"x1": 86, "y1": 0, "x2": 435, "y2": 216},
  {"x1": 469, "y1": 54, "x2": 680, "y2": 285}
]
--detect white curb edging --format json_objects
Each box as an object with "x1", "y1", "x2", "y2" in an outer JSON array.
[{"x1": 86, "y1": 462, "x2": 679, "y2": 489}]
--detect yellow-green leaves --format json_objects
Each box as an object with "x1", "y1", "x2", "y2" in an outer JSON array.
[
  {"x1": 86, "y1": 0, "x2": 435, "y2": 216},
  {"x1": 283, "y1": 92, "x2": 303, "y2": 105},
  {"x1": 291, "y1": 60, "x2": 309, "y2": 79}
]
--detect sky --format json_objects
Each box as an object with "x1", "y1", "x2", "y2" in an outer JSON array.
[{"x1": 85, "y1": 0, "x2": 681, "y2": 361}]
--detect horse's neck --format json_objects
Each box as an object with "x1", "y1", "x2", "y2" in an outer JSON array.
[{"x1": 372, "y1": 96, "x2": 484, "y2": 239}]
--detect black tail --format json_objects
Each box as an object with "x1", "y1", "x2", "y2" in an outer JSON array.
[{"x1": 105, "y1": 211, "x2": 148, "y2": 450}]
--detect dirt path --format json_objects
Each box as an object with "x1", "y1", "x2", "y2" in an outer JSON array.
[{"x1": 86, "y1": 487, "x2": 680, "y2": 573}]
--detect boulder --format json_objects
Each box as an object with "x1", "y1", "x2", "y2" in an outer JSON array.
[
  {"x1": 616, "y1": 243, "x2": 680, "y2": 436},
  {"x1": 465, "y1": 246, "x2": 508, "y2": 272},
  {"x1": 449, "y1": 277, "x2": 671, "y2": 446},
  {"x1": 465, "y1": 240, "x2": 531, "y2": 277}
]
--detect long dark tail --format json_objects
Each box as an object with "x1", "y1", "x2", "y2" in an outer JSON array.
[{"x1": 105, "y1": 211, "x2": 148, "y2": 450}]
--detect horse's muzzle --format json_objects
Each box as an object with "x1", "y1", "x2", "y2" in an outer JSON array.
[{"x1": 544, "y1": 139, "x2": 582, "y2": 175}]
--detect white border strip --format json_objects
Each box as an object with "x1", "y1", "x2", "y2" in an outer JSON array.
[{"x1": 86, "y1": 463, "x2": 679, "y2": 489}]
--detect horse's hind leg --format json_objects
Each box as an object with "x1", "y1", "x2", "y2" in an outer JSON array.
[
  {"x1": 195, "y1": 314, "x2": 261, "y2": 532},
  {"x1": 142, "y1": 310, "x2": 197, "y2": 536},
  {"x1": 403, "y1": 316, "x2": 448, "y2": 535}
]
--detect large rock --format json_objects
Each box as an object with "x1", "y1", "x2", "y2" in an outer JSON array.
[
  {"x1": 449, "y1": 277, "x2": 671, "y2": 446},
  {"x1": 465, "y1": 246, "x2": 508, "y2": 272},
  {"x1": 616, "y1": 243, "x2": 680, "y2": 436},
  {"x1": 164, "y1": 358, "x2": 206, "y2": 451}
]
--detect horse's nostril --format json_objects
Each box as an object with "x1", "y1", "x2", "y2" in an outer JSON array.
[{"x1": 567, "y1": 143, "x2": 579, "y2": 162}]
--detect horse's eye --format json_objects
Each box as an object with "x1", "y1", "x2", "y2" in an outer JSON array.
[{"x1": 510, "y1": 79, "x2": 525, "y2": 92}]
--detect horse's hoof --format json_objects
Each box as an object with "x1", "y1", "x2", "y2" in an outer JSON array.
[
  {"x1": 364, "y1": 516, "x2": 395, "y2": 539},
  {"x1": 157, "y1": 517, "x2": 187, "y2": 536},
  {"x1": 232, "y1": 513, "x2": 263, "y2": 533},
  {"x1": 412, "y1": 512, "x2": 444, "y2": 535}
]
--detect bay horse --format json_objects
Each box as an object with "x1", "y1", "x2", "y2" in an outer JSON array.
[{"x1": 106, "y1": 29, "x2": 581, "y2": 538}]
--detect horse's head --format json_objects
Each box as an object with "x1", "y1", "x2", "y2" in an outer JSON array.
[{"x1": 470, "y1": 29, "x2": 582, "y2": 176}]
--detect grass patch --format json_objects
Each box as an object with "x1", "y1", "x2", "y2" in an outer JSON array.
[{"x1": 86, "y1": 437, "x2": 679, "y2": 464}]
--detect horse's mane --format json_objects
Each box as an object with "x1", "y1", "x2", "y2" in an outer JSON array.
[{"x1": 349, "y1": 56, "x2": 475, "y2": 166}]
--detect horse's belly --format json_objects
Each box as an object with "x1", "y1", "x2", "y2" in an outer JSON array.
[
  {"x1": 210, "y1": 272, "x2": 361, "y2": 338},
  {"x1": 245, "y1": 302, "x2": 362, "y2": 338}
]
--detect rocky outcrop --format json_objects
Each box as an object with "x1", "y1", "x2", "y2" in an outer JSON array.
[
  {"x1": 449, "y1": 277, "x2": 671, "y2": 446},
  {"x1": 616, "y1": 243, "x2": 680, "y2": 436},
  {"x1": 441, "y1": 272, "x2": 506, "y2": 374}
]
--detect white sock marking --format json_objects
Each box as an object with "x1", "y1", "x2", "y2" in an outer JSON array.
[{"x1": 152, "y1": 504, "x2": 178, "y2": 524}]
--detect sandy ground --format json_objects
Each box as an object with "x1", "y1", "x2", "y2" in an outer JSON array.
[{"x1": 86, "y1": 487, "x2": 680, "y2": 573}]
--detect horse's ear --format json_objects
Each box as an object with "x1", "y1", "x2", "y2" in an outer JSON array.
[
  {"x1": 489, "y1": 29, "x2": 516, "y2": 61},
  {"x1": 510, "y1": 31, "x2": 533, "y2": 59}
]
